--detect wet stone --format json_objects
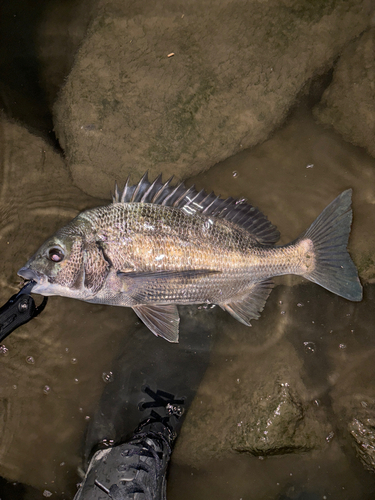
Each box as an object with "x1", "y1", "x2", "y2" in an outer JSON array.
[
  {"x1": 232, "y1": 382, "x2": 307, "y2": 455},
  {"x1": 348, "y1": 398, "x2": 375, "y2": 471},
  {"x1": 102, "y1": 371, "x2": 114, "y2": 384},
  {"x1": 0, "y1": 346, "x2": 9, "y2": 356}
]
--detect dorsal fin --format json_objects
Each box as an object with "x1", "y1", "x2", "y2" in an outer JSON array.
[{"x1": 112, "y1": 173, "x2": 280, "y2": 245}]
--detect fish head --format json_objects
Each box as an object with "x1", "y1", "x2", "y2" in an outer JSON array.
[{"x1": 17, "y1": 223, "x2": 90, "y2": 299}]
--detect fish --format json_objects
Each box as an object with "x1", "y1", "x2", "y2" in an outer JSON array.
[{"x1": 17, "y1": 173, "x2": 363, "y2": 342}]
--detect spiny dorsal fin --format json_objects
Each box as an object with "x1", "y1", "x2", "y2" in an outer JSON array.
[{"x1": 112, "y1": 173, "x2": 280, "y2": 245}]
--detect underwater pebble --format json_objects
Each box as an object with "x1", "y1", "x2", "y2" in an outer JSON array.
[
  {"x1": 303, "y1": 341, "x2": 316, "y2": 354},
  {"x1": 101, "y1": 438, "x2": 115, "y2": 447},
  {"x1": 102, "y1": 371, "x2": 114, "y2": 383},
  {"x1": 326, "y1": 431, "x2": 335, "y2": 443},
  {"x1": 0, "y1": 345, "x2": 9, "y2": 356}
]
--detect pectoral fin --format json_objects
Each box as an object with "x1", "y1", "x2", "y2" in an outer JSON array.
[
  {"x1": 221, "y1": 279, "x2": 274, "y2": 326},
  {"x1": 132, "y1": 304, "x2": 180, "y2": 343}
]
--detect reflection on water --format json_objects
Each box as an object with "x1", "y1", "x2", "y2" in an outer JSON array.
[{"x1": 0, "y1": 107, "x2": 374, "y2": 499}]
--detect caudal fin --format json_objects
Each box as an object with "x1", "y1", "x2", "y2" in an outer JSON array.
[{"x1": 298, "y1": 189, "x2": 362, "y2": 301}]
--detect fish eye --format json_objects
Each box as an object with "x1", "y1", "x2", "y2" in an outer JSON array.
[{"x1": 46, "y1": 246, "x2": 65, "y2": 263}]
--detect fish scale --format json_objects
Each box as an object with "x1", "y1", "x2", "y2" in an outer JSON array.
[
  {"x1": 18, "y1": 174, "x2": 362, "y2": 342},
  {"x1": 88, "y1": 203, "x2": 257, "y2": 269}
]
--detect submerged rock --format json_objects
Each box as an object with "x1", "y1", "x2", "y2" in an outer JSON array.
[
  {"x1": 337, "y1": 393, "x2": 375, "y2": 473},
  {"x1": 53, "y1": 0, "x2": 371, "y2": 198},
  {"x1": 314, "y1": 29, "x2": 375, "y2": 159},
  {"x1": 233, "y1": 381, "x2": 318, "y2": 456},
  {"x1": 331, "y1": 349, "x2": 375, "y2": 473},
  {"x1": 349, "y1": 406, "x2": 375, "y2": 471}
]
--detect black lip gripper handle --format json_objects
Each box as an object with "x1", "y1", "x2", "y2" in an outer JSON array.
[{"x1": 0, "y1": 281, "x2": 48, "y2": 342}]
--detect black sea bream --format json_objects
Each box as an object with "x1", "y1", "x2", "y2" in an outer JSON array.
[{"x1": 18, "y1": 174, "x2": 362, "y2": 342}]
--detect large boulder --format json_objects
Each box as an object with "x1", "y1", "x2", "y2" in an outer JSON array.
[
  {"x1": 36, "y1": 0, "x2": 96, "y2": 109},
  {"x1": 53, "y1": 0, "x2": 372, "y2": 198},
  {"x1": 314, "y1": 28, "x2": 375, "y2": 159}
]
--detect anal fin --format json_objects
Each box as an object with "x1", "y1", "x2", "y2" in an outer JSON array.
[
  {"x1": 221, "y1": 279, "x2": 274, "y2": 326},
  {"x1": 132, "y1": 304, "x2": 180, "y2": 343}
]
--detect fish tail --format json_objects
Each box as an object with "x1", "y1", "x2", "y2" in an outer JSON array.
[{"x1": 297, "y1": 189, "x2": 362, "y2": 301}]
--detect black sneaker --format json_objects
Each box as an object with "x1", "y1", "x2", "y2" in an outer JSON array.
[{"x1": 73, "y1": 387, "x2": 184, "y2": 500}]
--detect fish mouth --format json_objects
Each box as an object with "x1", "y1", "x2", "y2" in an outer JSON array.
[
  {"x1": 17, "y1": 267, "x2": 52, "y2": 295},
  {"x1": 17, "y1": 267, "x2": 43, "y2": 282}
]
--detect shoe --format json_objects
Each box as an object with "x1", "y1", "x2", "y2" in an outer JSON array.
[{"x1": 74, "y1": 386, "x2": 184, "y2": 500}]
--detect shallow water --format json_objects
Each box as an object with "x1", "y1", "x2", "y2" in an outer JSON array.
[
  {"x1": 169, "y1": 283, "x2": 375, "y2": 500},
  {"x1": 0, "y1": 109, "x2": 374, "y2": 499}
]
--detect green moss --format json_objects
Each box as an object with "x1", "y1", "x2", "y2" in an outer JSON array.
[
  {"x1": 147, "y1": 76, "x2": 217, "y2": 163},
  {"x1": 287, "y1": 0, "x2": 339, "y2": 22},
  {"x1": 263, "y1": 0, "x2": 343, "y2": 53},
  {"x1": 175, "y1": 80, "x2": 215, "y2": 129},
  {"x1": 97, "y1": 98, "x2": 121, "y2": 125}
]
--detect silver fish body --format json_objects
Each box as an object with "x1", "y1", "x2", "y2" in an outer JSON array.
[{"x1": 18, "y1": 174, "x2": 363, "y2": 342}]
